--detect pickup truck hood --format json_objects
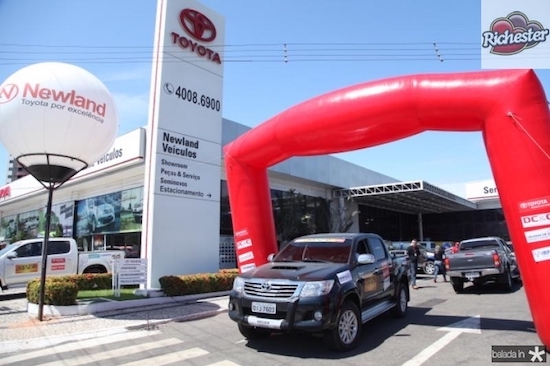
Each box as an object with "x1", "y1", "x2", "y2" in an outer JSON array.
[{"x1": 242, "y1": 261, "x2": 349, "y2": 281}]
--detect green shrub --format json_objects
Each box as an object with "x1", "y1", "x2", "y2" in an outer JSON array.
[
  {"x1": 159, "y1": 269, "x2": 239, "y2": 297},
  {"x1": 25, "y1": 269, "x2": 240, "y2": 303},
  {"x1": 50, "y1": 273, "x2": 113, "y2": 291},
  {"x1": 158, "y1": 276, "x2": 184, "y2": 297},
  {"x1": 27, "y1": 279, "x2": 79, "y2": 306},
  {"x1": 26, "y1": 273, "x2": 113, "y2": 304}
]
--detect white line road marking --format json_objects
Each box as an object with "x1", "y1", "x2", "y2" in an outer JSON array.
[
  {"x1": 402, "y1": 315, "x2": 481, "y2": 366},
  {"x1": 119, "y1": 347, "x2": 209, "y2": 366},
  {"x1": 0, "y1": 330, "x2": 160, "y2": 364},
  {"x1": 0, "y1": 327, "x2": 151, "y2": 354},
  {"x1": 207, "y1": 361, "x2": 242, "y2": 366},
  {"x1": 402, "y1": 331, "x2": 461, "y2": 366},
  {"x1": 38, "y1": 338, "x2": 183, "y2": 366}
]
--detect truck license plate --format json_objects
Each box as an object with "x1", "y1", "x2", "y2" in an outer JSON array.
[
  {"x1": 251, "y1": 302, "x2": 276, "y2": 314},
  {"x1": 466, "y1": 272, "x2": 480, "y2": 280}
]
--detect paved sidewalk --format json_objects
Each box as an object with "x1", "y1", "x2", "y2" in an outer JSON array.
[{"x1": 0, "y1": 292, "x2": 230, "y2": 354}]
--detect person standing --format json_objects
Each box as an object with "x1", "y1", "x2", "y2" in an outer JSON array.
[
  {"x1": 451, "y1": 241, "x2": 460, "y2": 253},
  {"x1": 407, "y1": 239, "x2": 421, "y2": 289},
  {"x1": 433, "y1": 245, "x2": 447, "y2": 282}
]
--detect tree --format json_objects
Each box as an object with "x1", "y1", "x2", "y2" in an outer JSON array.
[
  {"x1": 273, "y1": 189, "x2": 308, "y2": 243},
  {"x1": 326, "y1": 198, "x2": 360, "y2": 233}
]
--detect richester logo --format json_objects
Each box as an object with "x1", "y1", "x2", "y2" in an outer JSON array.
[
  {"x1": 482, "y1": 12, "x2": 550, "y2": 55},
  {"x1": 170, "y1": 8, "x2": 221, "y2": 64}
]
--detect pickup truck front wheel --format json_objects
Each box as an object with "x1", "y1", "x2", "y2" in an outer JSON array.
[
  {"x1": 238, "y1": 323, "x2": 271, "y2": 340},
  {"x1": 324, "y1": 300, "x2": 361, "y2": 351},
  {"x1": 390, "y1": 284, "x2": 408, "y2": 318}
]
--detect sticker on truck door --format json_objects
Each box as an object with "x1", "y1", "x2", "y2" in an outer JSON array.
[
  {"x1": 15, "y1": 263, "x2": 38, "y2": 274},
  {"x1": 51, "y1": 257, "x2": 66, "y2": 270},
  {"x1": 362, "y1": 274, "x2": 378, "y2": 292}
]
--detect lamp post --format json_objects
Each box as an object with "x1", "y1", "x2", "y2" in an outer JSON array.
[{"x1": 0, "y1": 62, "x2": 118, "y2": 321}]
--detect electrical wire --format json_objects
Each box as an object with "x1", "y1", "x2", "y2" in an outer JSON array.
[{"x1": 0, "y1": 41, "x2": 543, "y2": 65}]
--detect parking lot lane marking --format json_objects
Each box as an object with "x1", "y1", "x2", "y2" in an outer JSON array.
[
  {"x1": 0, "y1": 327, "x2": 153, "y2": 354},
  {"x1": 119, "y1": 347, "x2": 209, "y2": 366},
  {"x1": 38, "y1": 338, "x2": 183, "y2": 366},
  {"x1": 0, "y1": 330, "x2": 160, "y2": 364},
  {"x1": 436, "y1": 315, "x2": 481, "y2": 334},
  {"x1": 207, "y1": 361, "x2": 242, "y2": 366},
  {"x1": 402, "y1": 315, "x2": 481, "y2": 366}
]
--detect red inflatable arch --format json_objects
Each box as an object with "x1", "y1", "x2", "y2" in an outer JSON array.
[{"x1": 223, "y1": 69, "x2": 550, "y2": 347}]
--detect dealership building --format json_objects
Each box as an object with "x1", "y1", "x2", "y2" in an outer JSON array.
[{"x1": 0, "y1": 118, "x2": 508, "y2": 271}]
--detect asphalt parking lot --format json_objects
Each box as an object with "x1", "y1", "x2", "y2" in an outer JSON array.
[
  {"x1": 146, "y1": 272, "x2": 547, "y2": 366},
  {"x1": 365, "y1": 274, "x2": 546, "y2": 365}
]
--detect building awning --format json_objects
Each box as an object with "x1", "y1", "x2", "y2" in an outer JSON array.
[{"x1": 333, "y1": 181, "x2": 478, "y2": 214}]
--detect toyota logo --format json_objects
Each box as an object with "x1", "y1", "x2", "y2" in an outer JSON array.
[
  {"x1": 260, "y1": 282, "x2": 271, "y2": 291},
  {"x1": 179, "y1": 9, "x2": 216, "y2": 42}
]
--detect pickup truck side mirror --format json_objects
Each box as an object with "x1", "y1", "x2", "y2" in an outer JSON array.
[
  {"x1": 357, "y1": 253, "x2": 376, "y2": 264},
  {"x1": 267, "y1": 253, "x2": 275, "y2": 262},
  {"x1": 6, "y1": 252, "x2": 17, "y2": 260}
]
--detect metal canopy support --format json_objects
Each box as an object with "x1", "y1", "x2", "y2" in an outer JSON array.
[
  {"x1": 417, "y1": 213, "x2": 423, "y2": 241},
  {"x1": 333, "y1": 180, "x2": 478, "y2": 215}
]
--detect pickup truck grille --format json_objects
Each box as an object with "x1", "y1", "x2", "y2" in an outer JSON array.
[{"x1": 244, "y1": 281, "x2": 298, "y2": 299}]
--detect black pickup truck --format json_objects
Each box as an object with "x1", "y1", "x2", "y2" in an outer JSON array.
[
  {"x1": 228, "y1": 233, "x2": 410, "y2": 351},
  {"x1": 445, "y1": 236, "x2": 520, "y2": 293}
]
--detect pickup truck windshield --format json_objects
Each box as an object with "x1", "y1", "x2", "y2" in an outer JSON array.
[
  {"x1": 460, "y1": 240, "x2": 499, "y2": 251},
  {"x1": 274, "y1": 239, "x2": 352, "y2": 263}
]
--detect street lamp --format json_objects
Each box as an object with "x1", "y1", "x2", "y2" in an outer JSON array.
[{"x1": 0, "y1": 62, "x2": 118, "y2": 320}]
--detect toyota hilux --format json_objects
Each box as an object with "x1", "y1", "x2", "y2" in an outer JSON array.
[{"x1": 228, "y1": 232, "x2": 410, "y2": 351}]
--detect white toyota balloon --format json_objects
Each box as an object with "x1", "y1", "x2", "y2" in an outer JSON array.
[{"x1": 0, "y1": 62, "x2": 118, "y2": 182}]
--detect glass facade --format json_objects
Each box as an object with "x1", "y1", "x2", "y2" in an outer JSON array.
[
  {"x1": 422, "y1": 209, "x2": 509, "y2": 241},
  {"x1": 0, "y1": 202, "x2": 75, "y2": 242},
  {"x1": 358, "y1": 205, "x2": 510, "y2": 241},
  {"x1": 1, "y1": 178, "x2": 510, "y2": 269},
  {"x1": 74, "y1": 186, "x2": 144, "y2": 258},
  {"x1": 219, "y1": 180, "x2": 330, "y2": 244}
]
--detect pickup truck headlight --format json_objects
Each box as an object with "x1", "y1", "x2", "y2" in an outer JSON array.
[
  {"x1": 299, "y1": 280, "x2": 334, "y2": 297},
  {"x1": 232, "y1": 277, "x2": 245, "y2": 294}
]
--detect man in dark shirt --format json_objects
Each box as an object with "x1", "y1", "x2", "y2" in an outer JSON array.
[{"x1": 407, "y1": 239, "x2": 421, "y2": 289}]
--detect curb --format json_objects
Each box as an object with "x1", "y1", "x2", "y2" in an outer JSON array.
[
  {"x1": 26, "y1": 291, "x2": 231, "y2": 317},
  {"x1": 126, "y1": 307, "x2": 229, "y2": 331}
]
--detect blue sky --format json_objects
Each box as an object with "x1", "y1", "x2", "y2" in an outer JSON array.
[{"x1": 0, "y1": 0, "x2": 549, "y2": 197}]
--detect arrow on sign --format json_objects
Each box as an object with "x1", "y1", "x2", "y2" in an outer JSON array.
[
  {"x1": 402, "y1": 315, "x2": 481, "y2": 366},
  {"x1": 207, "y1": 193, "x2": 212, "y2": 198}
]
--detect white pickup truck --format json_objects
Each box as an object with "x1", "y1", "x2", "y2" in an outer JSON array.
[{"x1": 0, "y1": 238, "x2": 125, "y2": 289}]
